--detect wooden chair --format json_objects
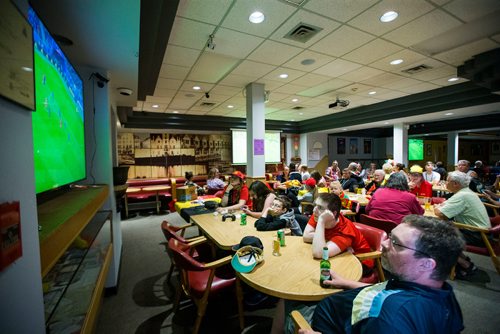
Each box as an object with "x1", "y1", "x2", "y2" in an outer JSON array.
[
  {"x1": 160, "y1": 220, "x2": 206, "y2": 281},
  {"x1": 360, "y1": 214, "x2": 398, "y2": 235},
  {"x1": 454, "y1": 205, "x2": 500, "y2": 275},
  {"x1": 354, "y1": 222, "x2": 387, "y2": 283},
  {"x1": 168, "y1": 238, "x2": 244, "y2": 334},
  {"x1": 300, "y1": 201, "x2": 314, "y2": 216},
  {"x1": 291, "y1": 310, "x2": 312, "y2": 334}
]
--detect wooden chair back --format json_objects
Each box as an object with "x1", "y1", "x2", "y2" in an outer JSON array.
[{"x1": 360, "y1": 214, "x2": 398, "y2": 235}]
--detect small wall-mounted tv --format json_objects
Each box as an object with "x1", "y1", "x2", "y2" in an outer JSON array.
[
  {"x1": 28, "y1": 7, "x2": 86, "y2": 195},
  {"x1": 408, "y1": 138, "x2": 424, "y2": 161}
]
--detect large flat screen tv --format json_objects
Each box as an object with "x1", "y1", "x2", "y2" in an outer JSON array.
[
  {"x1": 408, "y1": 138, "x2": 424, "y2": 161},
  {"x1": 28, "y1": 7, "x2": 86, "y2": 195}
]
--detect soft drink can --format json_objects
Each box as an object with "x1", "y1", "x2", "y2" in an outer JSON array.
[
  {"x1": 240, "y1": 213, "x2": 247, "y2": 225},
  {"x1": 278, "y1": 229, "x2": 285, "y2": 246}
]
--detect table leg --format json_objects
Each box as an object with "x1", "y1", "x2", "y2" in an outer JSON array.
[
  {"x1": 125, "y1": 195, "x2": 129, "y2": 218},
  {"x1": 155, "y1": 191, "x2": 160, "y2": 214},
  {"x1": 236, "y1": 277, "x2": 245, "y2": 330}
]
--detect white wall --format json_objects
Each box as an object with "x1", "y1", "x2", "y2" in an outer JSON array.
[
  {"x1": 304, "y1": 132, "x2": 328, "y2": 168},
  {"x1": 0, "y1": 96, "x2": 45, "y2": 331}
]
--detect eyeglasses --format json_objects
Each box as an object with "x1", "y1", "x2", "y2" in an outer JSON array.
[
  {"x1": 270, "y1": 202, "x2": 283, "y2": 209},
  {"x1": 388, "y1": 233, "x2": 431, "y2": 258}
]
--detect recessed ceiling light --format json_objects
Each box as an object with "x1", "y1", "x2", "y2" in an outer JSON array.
[
  {"x1": 342, "y1": 128, "x2": 348, "y2": 131},
  {"x1": 384, "y1": 122, "x2": 389, "y2": 125},
  {"x1": 299, "y1": 112, "x2": 303, "y2": 115},
  {"x1": 279, "y1": 73, "x2": 288, "y2": 79},
  {"x1": 425, "y1": 134, "x2": 429, "y2": 136},
  {"x1": 380, "y1": 11, "x2": 398, "y2": 23},
  {"x1": 192, "y1": 86, "x2": 201, "y2": 90},
  {"x1": 292, "y1": 98, "x2": 299, "y2": 102},
  {"x1": 390, "y1": 59, "x2": 403, "y2": 65},
  {"x1": 445, "y1": 112, "x2": 454, "y2": 116},
  {"x1": 227, "y1": 105, "x2": 234, "y2": 108},
  {"x1": 368, "y1": 91, "x2": 376, "y2": 95},
  {"x1": 21, "y1": 66, "x2": 33, "y2": 72},
  {"x1": 291, "y1": 119, "x2": 295, "y2": 121},
  {"x1": 301, "y1": 59, "x2": 315, "y2": 65},
  {"x1": 152, "y1": 104, "x2": 159, "y2": 108},
  {"x1": 173, "y1": 110, "x2": 179, "y2": 114},
  {"x1": 249, "y1": 11, "x2": 265, "y2": 24},
  {"x1": 448, "y1": 77, "x2": 459, "y2": 82}
]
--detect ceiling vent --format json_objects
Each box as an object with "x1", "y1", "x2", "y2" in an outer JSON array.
[
  {"x1": 199, "y1": 102, "x2": 216, "y2": 107},
  {"x1": 292, "y1": 106, "x2": 304, "y2": 110},
  {"x1": 284, "y1": 22, "x2": 323, "y2": 43},
  {"x1": 279, "y1": 0, "x2": 307, "y2": 7},
  {"x1": 402, "y1": 64, "x2": 433, "y2": 75}
]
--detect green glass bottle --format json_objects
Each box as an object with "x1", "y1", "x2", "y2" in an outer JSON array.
[{"x1": 320, "y1": 246, "x2": 331, "y2": 288}]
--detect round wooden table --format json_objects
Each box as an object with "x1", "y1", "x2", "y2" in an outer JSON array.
[{"x1": 141, "y1": 185, "x2": 171, "y2": 214}]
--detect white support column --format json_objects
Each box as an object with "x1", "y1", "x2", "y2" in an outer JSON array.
[
  {"x1": 245, "y1": 83, "x2": 266, "y2": 178},
  {"x1": 393, "y1": 123, "x2": 408, "y2": 165},
  {"x1": 447, "y1": 131, "x2": 459, "y2": 169}
]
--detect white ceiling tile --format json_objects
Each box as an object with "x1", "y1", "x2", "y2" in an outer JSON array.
[
  {"x1": 168, "y1": 17, "x2": 216, "y2": 50},
  {"x1": 268, "y1": 92, "x2": 291, "y2": 102},
  {"x1": 409, "y1": 64, "x2": 456, "y2": 81},
  {"x1": 282, "y1": 50, "x2": 335, "y2": 71},
  {"x1": 213, "y1": 27, "x2": 264, "y2": 59},
  {"x1": 361, "y1": 72, "x2": 404, "y2": 86},
  {"x1": 176, "y1": 0, "x2": 231, "y2": 25},
  {"x1": 221, "y1": 0, "x2": 296, "y2": 38},
  {"x1": 337, "y1": 83, "x2": 376, "y2": 95},
  {"x1": 274, "y1": 83, "x2": 310, "y2": 95},
  {"x1": 348, "y1": 0, "x2": 435, "y2": 36},
  {"x1": 313, "y1": 58, "x2": 362, "y2": 77},
  {"x1": 444, "y1": 0, "x2": 500, "y2": 22},
  {"x1": 179, "y1": 81, "x2": 214, "y2": 92},
  {"x1": 433, "y1": 38, "x2": 499, "y2": 66},
  {"x1": 289, "y1": 73, "x2": 332, "y2": 87},
  {"x1": 254, "y1": 79, "x2": 286, "y2": 90},
  {"x1": 188, "y1": 52, "x2": 241, "y2": 83},
  {"x1": 145, "y1": 96, "x2": 172, "y2": 104},
  {"x1": 310, "y1": 25, "x2": 375, "y2": 57},
  {"x1": 338, "y1": 66, "x2": 385, "y2": 82},
  {"x1": 247, "y1": 40, "x2": 303, "y2": 66},
  {"x1": 381, "y1": 77, "x2": 423, "y2": 90},
  {"x1": 154, "y1": 88, "x2": 178, "y2": 98},
  {"x1": 384, "y1": 9, "x2": 462, "y2": 47},
  {"x1": 269, "y1": 9, "x2": 341, "y2": 48},
  {"x1": 373, "y1": 90, "x2": 410, "y2": 100},
  {"x1": 492, "y1": 33, "x2": 500, "y2": 43},
  {"x1": 304, "y1": 0, "x2": 378, "y2": 23},
  {"x1": 342, "y1": 39, "x2": 403, "y2": 64},
  {"x1": 168, "y1": 96, "x2": 198, "y2": 109},
  {"x1": 261, "y1": 67, "x2": 306, "y2": 82},
  {"x1": 231, "y1": 60, "x2": 276, "y2": 78},
  {"x1": 163, "y1": 45, "x2": 200, "y2": 67},
  {"x1": 159, "y1": 64, "x2": 190, "y2": 80},
  {"x1": 298, "y1": 78, "x2": 352, "y2": 97},
  {"x1": 428, "y1": 0, "x2": 453, "y2": 6},
  {"x1": 398, "y1": 82, "x2": 441, "y2": 94},
  {"x1": 157, "y1": 78, "x2": 183, "y2": 90},
  {"x1": 369, "y1": 49, "x2": 428, "y2": 72},
  {"x1": 218, "y1": 73, "x2": 257, "y2": 87},
  {"x1": 209, "y1": 85, "x2": 243, "y2": 97}
]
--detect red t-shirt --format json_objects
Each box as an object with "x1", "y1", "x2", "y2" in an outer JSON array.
[
  {"x1": 307, "y1": 214, "x2": 374, "y2": 268},
  {"x1": 410, "y1": 180, "x2": 433, "y2": 198},
  {"x1": 224, "y1": 184, "x2": 251, "y2": 208}
]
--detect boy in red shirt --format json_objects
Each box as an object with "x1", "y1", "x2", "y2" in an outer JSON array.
[
  {"x1": 408, "y1": 165, "x2": 433, "y2": 199},
  {"x1": 303, "y1": 193, "x2": 373, "y2": 271}
]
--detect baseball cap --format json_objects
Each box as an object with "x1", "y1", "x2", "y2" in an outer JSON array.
[
  {"x1": 231, "y1": 245, "x2": 264, "y2": 273},
  {"x1": 409, "y1": 165, "x2": 423, "y2": 174},
  {"x1": 232, "y1": 235, "x2": 264, "y2": 251},
  {"x1": 303, "y1": 178, "x2": 316, "y2": 187},
  {"x1": 231, "y1": 171, "x2": 246, "y2": 180}
]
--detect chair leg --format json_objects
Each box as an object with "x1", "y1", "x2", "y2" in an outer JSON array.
[
  {"x1": 167, "y1": 263, "x2": 175, "y2": 282},
  {"x1": 480, "y1": 232, "x2": 500, "y2": 275},
  {"x1": 193, "y1": 300, "x2": 208, "y2": 334}
]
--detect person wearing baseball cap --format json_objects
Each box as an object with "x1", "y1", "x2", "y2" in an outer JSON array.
[
  {"x1": 297, "y1": 177, "x2": 317, "y2": 204},
  {"x1": 408, "y1": 164, "x2": 433, "y2": 198},
  {"x1": 217, "y1": 171, "x2": 251, "y2": 212}
]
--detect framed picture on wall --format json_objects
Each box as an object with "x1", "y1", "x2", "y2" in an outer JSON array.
[
  {"x1": 363, "y1": 139, "x2": 372, "y2": 154},
  {"x1": 426, "y1": 144, "x2": 432, "y2": 156},
  {"x1": 0, "y1": 1, "x2": 35, "y2": 111},
  {"x1": 349, "y1": 138, "x2": 358, "y2": 154},
  {"x1": 337, "y1": 138, "x2": 346, "y2": 154}
]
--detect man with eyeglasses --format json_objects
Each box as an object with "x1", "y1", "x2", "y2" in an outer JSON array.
[{"x1": 297, "y1": 215, "x2": 465, "y2": 334}]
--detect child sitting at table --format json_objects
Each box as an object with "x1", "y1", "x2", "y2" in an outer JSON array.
[
  {"x1": 184, "y1": 171, "x2": 204, "y2": 195},
  {"x1": 254, "y1": 196, "x2": 302, "y2": 236},
  {"x1": 329, "y1": 181, "x2": 352, "y2": 210}
]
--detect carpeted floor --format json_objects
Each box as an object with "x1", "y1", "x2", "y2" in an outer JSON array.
[{"x1": 95, "y1": 212, "x2": 500, "y2": 333}]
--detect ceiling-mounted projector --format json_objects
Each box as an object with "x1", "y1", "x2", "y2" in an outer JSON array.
[{"x1": 329, "y1": 97, "x2": 350, "y2": 108}]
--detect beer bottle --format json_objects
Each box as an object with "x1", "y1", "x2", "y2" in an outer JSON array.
[{"x1": 320, "y1": 246, "x2": 331, "y2": 288}]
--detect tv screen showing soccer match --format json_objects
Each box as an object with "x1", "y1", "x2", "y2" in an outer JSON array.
[
  {"x1": 29, "y1": 7, "x2": 86, "y2": 194},
  {"x1": 408, "y1": 138, "x2": 424, "y2": 161}
]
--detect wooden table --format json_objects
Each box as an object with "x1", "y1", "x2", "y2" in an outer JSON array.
[
  {"x1": 142, "y1": 185, "x2": 171, "y2": 214},
  {"x1": 124, "y1": 187, "x2": 142, "y2": 218},
  {"x1": 344, "y1": 192, "x2": 370, "y2": 206},
  {"x1": 190, "y1": 213, "x2": 363, "y2": 301}
]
